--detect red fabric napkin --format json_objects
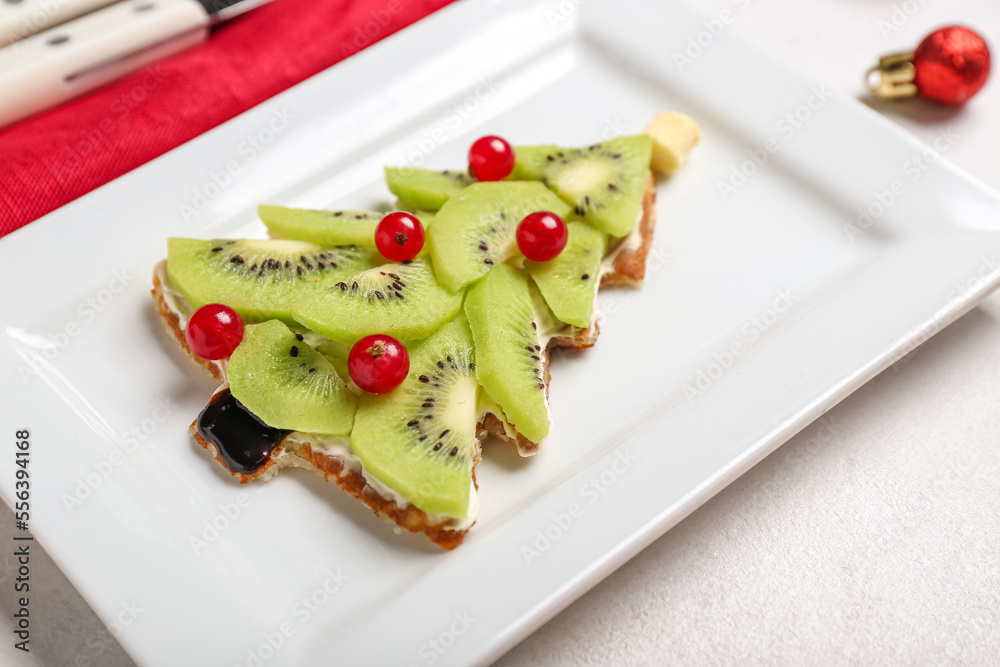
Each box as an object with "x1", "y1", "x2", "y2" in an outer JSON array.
[{"x1": 0, "y1": 0, "x2": 455, "y2": 238}]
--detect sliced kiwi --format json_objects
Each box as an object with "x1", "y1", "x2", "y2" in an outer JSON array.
[
  {"x1": 227, "y1": 320, "x2": 357, "y2": 435},
  {"x1": 350, "y1": 317, "x2": 478, "y2": 517},
  {"x1": 525, "y1": 221, "x2": 608, "y2": 328},
  {"x1": 511, "y1": 135, "x2": 652, "y2": 237},
  {"x1": 428, "y1": 182, "x2": 572, "y2": 291},
  {"x1": 507, "y1": 144, "x2": 558, "y2": 180},
  {"x1": 464, "y1": 264, "x2": 549, "y2": 443},
  {"x1": 385, "y1": 167, "x2": 473, "y2": 210},
  {"x1": 259, "y1": 205, "x2": 382, "y2": 246},
  {"x1": 391, "y1": 202, "x2": 437, "y2": 228},
  {"x1": 413, "y1": 210, "x2": 436, "y2": 228},
  {"x1": 393, "y1": 199, "x2": 420, "y2": 214},
  {"x1": 291, "y1": 258, "x2": 462, "y2": 344},
  {"x1": 259, "y1": 206, "x2": 437, "y2": 246},
  {"x1": 167, "y1": 238, "x2": 378, "y2": 324}
]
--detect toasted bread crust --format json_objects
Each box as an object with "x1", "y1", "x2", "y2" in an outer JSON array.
[
  {"x1": 290, "y1": 440, "x2": 470, "y2": 550},
  {"x1": 152, "y1": 269, "x2": 225, "y2": 383},
  {"x1": 550, "y1": 320, "x2": 601, "y2": 350},
  {"x1": 539, "y1": 172, "x2": 656, "y2": 353},
  {"x1": 190, "y1": 425, "x2": 470, "y2": 549},
  {"x1": 601, "y1": 172, "x2": 658, "y2": 287}
]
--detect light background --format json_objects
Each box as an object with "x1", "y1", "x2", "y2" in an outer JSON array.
[{"x1": 2, "y1": 0, "x2": 999, "y2": 664}]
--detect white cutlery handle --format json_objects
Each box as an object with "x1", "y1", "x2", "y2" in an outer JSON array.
[
  {"x1": 0, "y1": 0, "x2": 209, "y2": 129},
  {"x1": 0, "y1": 0, "x2": 120, "y2": 47}
]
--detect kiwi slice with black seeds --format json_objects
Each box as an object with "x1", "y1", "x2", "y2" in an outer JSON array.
[
  {"x1": 392, "y1": 201, "x2": 438, "y2": 227},
  {"x1": 525, "y1": 221, "x2": 608, "y2": 328},
  {"x1": 167, "y1": 238, "x2": 379, "y2": 324},
  {"x1": 260, "y1": 205, "x2": 437, "y2": 247},
  {"x1": 464, "y1": 264, "x2": 550, "y2": 443},
  {"x1": 413, "y1": 210, "x2": 436, "y2": 228},
  {"x1": 259, "y1": 205, "x2": 382, "y2": 246},
  {"x1": 385, "y1": 167, "x2": 473, "y2": 210},
  {"x1": 511, "y1": 135, "x2": 652, "y2": 237},
  {"x1": 350, "y1": 317, "x2": 478, "y2": 517},
  {"x1": 507, "y1": 144, "x2": 558, "y2": 180},
  {"x1": 227, "y1": 320, "x2": 357, "y2": 435},
  {"x1": 427, "y1": 181, "x2": 572, "y2": 291},
  {"x1": 291, "y1": 258, "x2": 463, "y2": 344}
]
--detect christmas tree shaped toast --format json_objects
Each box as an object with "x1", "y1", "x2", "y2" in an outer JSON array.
[{"x1": 152, "y1": 115, "x2": 699, "y2": 548}]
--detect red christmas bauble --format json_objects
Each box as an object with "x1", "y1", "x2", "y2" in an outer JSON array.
[{"x1": 913, "y1": 26, "x2": 991, "y2": 105}]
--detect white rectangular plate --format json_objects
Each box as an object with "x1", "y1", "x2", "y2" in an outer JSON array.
[{"x1": 4, "y1": 1, "x2": 1000, "y2": 665}]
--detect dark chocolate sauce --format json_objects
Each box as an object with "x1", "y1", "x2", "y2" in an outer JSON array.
[{"x1": 196, "y1": 389, "x2": 290, "y2": 475}]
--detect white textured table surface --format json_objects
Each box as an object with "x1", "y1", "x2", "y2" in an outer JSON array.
[{"x1": 3, "y1": 1, "x2": 1000, "y2": 665}]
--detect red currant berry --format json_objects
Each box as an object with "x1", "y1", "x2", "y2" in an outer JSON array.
[
  {"x1": 348, "y1": 334, "x2": 410, "y2": 394},
  {"x1": 376, "y1": 212, "x2": 425, "y2": 262},
  {"x1": 186, "y1": 304, "x2": 245, "y2": 360},
  {"x1": 517, "y1": 211, "x2": 568, "y2": 262},
  {"x1": 468, "y1": 135, "x2": 514, "y2": 181}
]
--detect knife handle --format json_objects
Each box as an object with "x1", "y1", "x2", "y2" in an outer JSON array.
[
  {"x1": 0, "y1": 0, "x2": 120, "y2": 48},
  {"x1": 0, "y1": 0, "x2": 209, "y2": 130}
]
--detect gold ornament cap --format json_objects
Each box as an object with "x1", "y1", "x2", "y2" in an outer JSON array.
[{"x1": 867, "y1": 51, "x2": 918, "y2": 100}]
